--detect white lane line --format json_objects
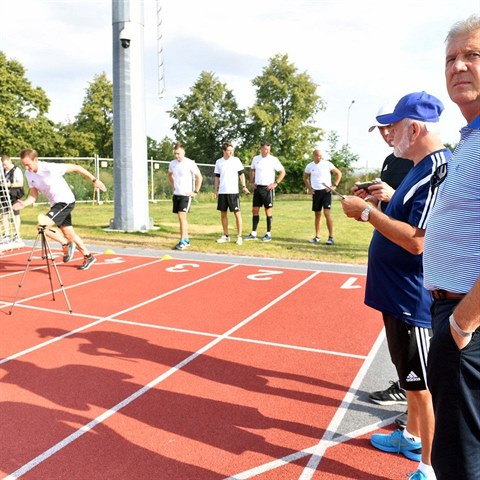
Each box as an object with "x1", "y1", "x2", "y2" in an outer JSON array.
[
  {"x1": 226, "y1": 335, "x2": 368, "y2": 360},
  {"x1": 107, "y1": 318, "x2": 368, "y2": 359},
  {"x1": 6, "y1": 256, "x2": 166, "y2": 305},
  {"x1": 299, "y1": 328, "x2": 386, "y2": 479},
  {"x1": 224, "y1": 414, "x2": 396, "y2": 480},
  {"x1": 4, "y1": 269, "x2": 320, "y2": 478},
  {"x1": 0, "y1": 264, "x2": 238, "y2": 365}
]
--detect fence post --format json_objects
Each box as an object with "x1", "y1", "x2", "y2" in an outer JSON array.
[
  {"x1": 94, "y1": 155, "x2": 101, "y2": 204},
  {"x1": 149, "y1": 158, "x2": 155, "y2": 202}
]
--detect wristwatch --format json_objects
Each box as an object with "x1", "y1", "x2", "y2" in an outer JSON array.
[{"x1": 360, "y1": 205, "x2": 372, "y2": 222}]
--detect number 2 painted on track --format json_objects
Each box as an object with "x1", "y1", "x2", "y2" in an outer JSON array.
[
  {"x1": 166, "y1": 263, "x2": 200, "y2": 273},
  {"x1": 247, "y1": 269, "x2": 283, "y2": 281}
]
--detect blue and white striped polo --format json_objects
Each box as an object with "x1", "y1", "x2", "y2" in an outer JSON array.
[{"x1": 424, "y1": 115, "x2": 480, "y2": 293}]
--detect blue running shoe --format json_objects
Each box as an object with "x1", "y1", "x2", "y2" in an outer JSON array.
[
  {"x1": 370, "y1": 429, "x2": 422, "y2": 462},
  {"x1": 408, "y1": 470, "x2": 427, "y2": 480}
]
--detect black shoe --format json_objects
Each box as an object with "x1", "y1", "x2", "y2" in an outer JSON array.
[
  {"x1": 78, "y1": 254, "x2": 96, "y2": 270},
  {"x1": 62, "y1": 242, "x2": 76, "y2": 263},
  {"x1": 395, "y1": 411, "x2": 408, "y2": 429},
  {"x1": 369, "y1": 380, "x2": 407, "y2": 405}
]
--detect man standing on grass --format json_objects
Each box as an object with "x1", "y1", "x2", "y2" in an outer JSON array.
[
  {"x1": 213, "y1": 142, "x2": 249, "y2": 246},
  {"x1": 14, "y1": 148, "x2": 106, "y2": 271},
  {"x1": 245, "y1": 141, "x2": 285, "y2": 242},
  {"x1": 167, "y1": 143, "x2": 203, "y2": 251},
  {"x1": 303, "y1": 148, "x2": 342, "y2": 245},
  {"x1": 342, "y1": 91, "x2": 451, "y2": 480}
]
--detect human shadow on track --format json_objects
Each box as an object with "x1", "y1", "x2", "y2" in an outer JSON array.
[
  {"x1": 38, "y1": 327, "x2": 357, "y2": 407},
  {"x1": 0, "y1": 401, "x2": 223, "y2": 480},
  {"x1": 1, "y1": 358, "x2": 325, "y2": 469}
]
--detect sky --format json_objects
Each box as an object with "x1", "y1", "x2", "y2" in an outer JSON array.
[{"x1": 1, "y1": 0, "x2": 479, "y2": 171}]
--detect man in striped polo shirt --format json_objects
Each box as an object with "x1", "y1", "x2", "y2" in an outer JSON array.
[
  {"x1": 342, "y1": 91, "x2": 451, "y2": 480},
  {"x1": 424, "y1": 15, "x2": 480, "y2": 480}
]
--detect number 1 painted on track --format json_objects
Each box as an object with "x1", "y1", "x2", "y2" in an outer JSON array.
[{"x1": 341, "y1": 277, "x2": 362, "y2": 289}]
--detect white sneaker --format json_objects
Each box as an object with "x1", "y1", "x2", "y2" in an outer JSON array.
[
  {"x1": 236, "y1": 236, "x2": 243, "y2": 245},
  {"x1": 217, "y1": 234, "x2": 230, "y2": 243}
]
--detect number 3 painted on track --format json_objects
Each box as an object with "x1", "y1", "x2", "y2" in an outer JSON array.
[
  {"x1": 166, "y1": 263, "x2": 200, "y2": 273},
  {"x1": 247, "y1": 269, "x2": 283, "y2": 281}
]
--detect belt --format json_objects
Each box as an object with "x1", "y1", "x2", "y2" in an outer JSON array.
[{"x1": 430, "y1": 289, "x2": 466, "y2": 300}]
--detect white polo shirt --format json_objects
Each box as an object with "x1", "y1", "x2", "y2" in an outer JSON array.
[
  {"x1": 251, "y1": 154, "x2": 284, "y2": 185},
  {"x1": 25, "y1": 161, "x2": 75, "y2": 205},
  {"x1": 214, "y1": 156, "x2": 244, "y2": 194},
  {"x1": 168, "y1": 157, "x2": 200, "y2": 196},
  {"x1": 304, "y1": 160, "x2": 336, "y2": 190}
]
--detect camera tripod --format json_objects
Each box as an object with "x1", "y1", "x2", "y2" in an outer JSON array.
[{"x1": 9, "y1": 225, "x2": 73, "y2": 314}]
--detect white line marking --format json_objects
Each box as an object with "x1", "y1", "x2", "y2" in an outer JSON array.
[
  {"x1": 0, "y1": 319, "x2": 106, "y2": 366},
  {"x1": 106, "y1": 318, "x2": 368, "y2": 359},
  {"x1": 0, "y1": 264, "x2": 238, "y2": 365},
  {"x1": 224, "y1": 414, "x2": 397, "y2": 480},
  {"x1": 226, "y1": 336, "x2": 367, "y2": 360},
  {"x1": 4, "y1": 270, "x2": 320, "y2": 478},
  {"x1": 299, "y1": 328, "x2": 387, "y2": 480},
  {"x1": 341, "y1": 277, "x2": 362, "y2": 289},
  {"x1": 6, "y1": 256, "x2": 166, "y2": 306}
]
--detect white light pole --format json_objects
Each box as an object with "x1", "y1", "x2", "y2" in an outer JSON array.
[{"x1": 346, "y1": 99, "x2": 355, "y2": 145}]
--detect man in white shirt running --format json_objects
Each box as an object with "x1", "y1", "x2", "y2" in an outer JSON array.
[
  {"x1": 14, "y1": 148, "x2": 107, "y2": 270},
  {"x1": 245, "y1": 141, "x2": 285, "y2": 242},
  {"x1": 303, "y1": 148, "x2": 342, "y2": 245},
  {"x1": 167, "y1": 143, "x2": 203, "y2": 250},
  {"x1": 213, "y1": 142, "x2": 250, "y2": 245}
]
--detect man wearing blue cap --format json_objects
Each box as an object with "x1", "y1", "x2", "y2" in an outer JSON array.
[{"x1": 342, "y1": 91, "x2": 452, "y2": 480}]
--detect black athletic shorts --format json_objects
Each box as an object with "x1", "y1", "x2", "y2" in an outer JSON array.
[
  {"x1": 312, "y1": 189, "x2": 332, "y2": 211},
  {"x1": 252, "y1": 185, "x2": 274, "y2": 208},
  {"x1": 217, "y1": 194, "x2": 240, "y2": 212},
  {"x1": 172, "y1": 195, "x2": 192, "y2": 214},
  {"x1": 46, "y1": 202, "x2": 75, "y2": 227},
  {"x1": 383, "y1": 312, "x2": 432, "y2": 391}
]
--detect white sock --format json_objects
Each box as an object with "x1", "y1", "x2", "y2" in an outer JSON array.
[
  {"x1": 251, "y1": 231, "x2": 257, "y2": 236},
  {"x1": 418, "y1": 461, "x2": 436, "y2": 479},
  {"x1": 403, "y1": 429, "x2": 421, "y2": 444}
]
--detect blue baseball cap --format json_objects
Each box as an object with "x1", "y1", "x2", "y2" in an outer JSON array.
[{"x1": 376, "y1": 91, "x2": 444, "y2": 125}]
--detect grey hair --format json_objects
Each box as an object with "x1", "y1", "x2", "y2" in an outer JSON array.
[
  {"x1": 445, "y1": 14, "x2": 480, "y2": 43},
  {"x1": 401, "y1": 118, "x2": 440, "y2": 135}
]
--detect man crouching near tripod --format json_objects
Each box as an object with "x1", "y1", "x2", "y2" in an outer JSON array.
[{"x1": 13, "y1": 149, "x2": 106, "y2": 271}]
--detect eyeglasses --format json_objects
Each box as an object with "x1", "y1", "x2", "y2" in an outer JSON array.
[{"x1": 430, "y1": 163, "x2": 447, "y2": 192}]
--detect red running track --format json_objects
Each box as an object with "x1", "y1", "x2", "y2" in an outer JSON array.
[{"x1": 0, "y1": 247, "x2": 416, "y2": 479}]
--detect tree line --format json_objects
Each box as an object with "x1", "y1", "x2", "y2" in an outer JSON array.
[{"x1": 0, "y1": 51, "x2": 359, "y2": 193}]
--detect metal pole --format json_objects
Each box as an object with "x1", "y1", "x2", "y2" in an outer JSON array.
[{"x1": 111, "y1": 0, "x2": 150, "y2": 231}]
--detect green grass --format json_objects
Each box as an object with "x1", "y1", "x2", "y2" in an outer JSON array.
[{"x1": 16, "y1": 195, "x2": 373, "y2": 265}]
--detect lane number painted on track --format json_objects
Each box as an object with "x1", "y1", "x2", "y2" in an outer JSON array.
[
  {"x1": 341, "y1": 277, "x2": 362, "y2": 289},
  {"x1": 166, "y1": 263, "x2": 200, "y2": 273},
  {"x1": 247, "y1": 269, "x2": 283, "y2": 281},
  {"x1": 101, "y1": 257, "x2": 125, "y2": 264}
]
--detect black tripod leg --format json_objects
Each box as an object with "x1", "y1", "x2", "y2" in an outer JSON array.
[
  {"x1": 9, "y1": 231, "x2": 42, "y2": 315},
  {"x1": 42, "y1": 233, "x2": 73, "y2": 314},
  {"x1": 42, "y1": 231, "x2": 57, "y2": 302}
]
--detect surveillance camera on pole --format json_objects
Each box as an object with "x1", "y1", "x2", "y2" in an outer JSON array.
[{"x1": 119, "y1": 21, "x2": 133, "y2": 48}]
